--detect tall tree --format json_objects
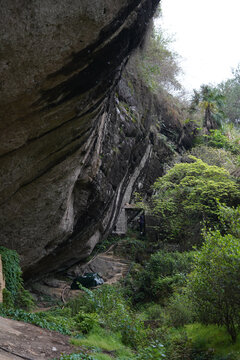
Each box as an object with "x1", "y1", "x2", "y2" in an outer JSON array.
[
  {"x1": 190, "y1": 85, "x2": 225, "y2": 132},
  {"x1": 218, "y1": 64, "x2": 240, "y2": 125}
]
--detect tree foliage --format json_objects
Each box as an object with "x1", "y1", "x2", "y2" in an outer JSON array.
[
  {"x1": 218, "y1": 64, "x2": 240, "y2": 125},
  {"x1": 138, "y1": 26, "x2": 181, "y2": 93},
  {"x1": 189, "y1": 145, "x2": 239, "y2": 175},
  {"x1": 187, "y1": 205, "x2": 240, "y2": 343},
  {"x1": 190, "y1": 85, "x2": 225, "y2": 131},
  {"x1": 131, "y1": 250, "x2": 194, "y2": 303},
  {"x1": 150, "y1": 157, "x2": 240, "y2": 248}
]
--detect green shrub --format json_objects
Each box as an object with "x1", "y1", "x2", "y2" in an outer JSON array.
[
  {"x1": 74, "y1": 312, "x2": 99, "y2": 334},
  {"x1": 187, "y1": 215, "x2": 240, "y2": 343},
  {"x1": 164, "y1": 328, "x2": 193, "y2": 360},
  {"x1": 120, "y1": 316, "x2": 147, "y2": 349},
  {"x1": 144, "y1": 303, "x2": 164, "y2": 321},
  {"x1": 133, "y1": 250, "x2": 194, "y2": 303},
  {"x1": 136, "y1": 340, "x2": 165, "y2": 359},
  {"x1": 205, "y1": 129, "x2": 240, "y2": 155},
  {"x1": 0, "y1": 246, "x2": 34, "y2": 310},
  {"x1": 189, "y1": 145, "x2": 239, "y2": 174},
  {"x1": 67, "y1": 285, "x2": 147, "y2": 349},
  {"x1": 165, "y1": 328, "x2": 214, "y2": 360},
  {"x1": 149, "y1": 157, "x2": 240, "y2": 248},
  {"x1": 2, "y1": 288, "x2": 14, "y2": 308},
  {"x1": 166, "y1": 291, "x2": 194, "y2": 327},
  {"x1": 0, "y1": 307, "x2": 74, "y2": 335},
  {"x1": 57, "y1": 354, "x2": 95, "y2": 360},
  {"x1": 185, "y1": 323, "x2": 240, "y2": 359}
]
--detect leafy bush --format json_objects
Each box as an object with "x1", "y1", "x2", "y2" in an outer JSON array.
[
  {"x1": 149, "y1": 157, "x2": 240, "y2": 248},
  {"x1": 217, "y1": 203, "x2": 240, "y2": 238},
  {"x1": 0, "y1": 246, "x2": 34, "y2": 310},
  {"x1": 68, "y1": 285, "x2": 147, "y2": 349},
  {"x1": 136, "y1": 340, "x2": 166, "y2": 359},
  {"x1": 57, "y1": 354, "x2": 95, "y2": 360},
  {"x1": 164, "y1": 328, "x2": 214, "y2": 360},
  {"x1": 166, "y1": 290, "x2": 194, "y2": 327},
  {"x1": 165, "y1": 329, "x2": 193, "y2": 360},
  {"x1": 189, "y1": 145, "x2": 239, "y2": 174},
  {"x1": 185, "y1": 323, "x2": 240, "y2": 360},
  {"x1": 144, "y1": 303, "x2": 165, "y2": 321},
  {"x1": 0, "y1": 307, "x2": 74, "y2": 335},
  {"x1": 74, "y1": 311, "x2": 99, "y2": 334},
  {"x1": 195, "y1": 129, "x2": 240, "y2": 155},
  {"x1": 133, "y1": 250, "x2": 194, "y2": 303},
  {"x1": 206, "y1": 129, "x2": 240, "y2": 154},
  {"x1": 187, "y1": 210, "x2": 240, "y2": 343}
]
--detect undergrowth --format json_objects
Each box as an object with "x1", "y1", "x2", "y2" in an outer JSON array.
[{"x1": 0, "y1": 246, "x2": 34, "y2": 310}]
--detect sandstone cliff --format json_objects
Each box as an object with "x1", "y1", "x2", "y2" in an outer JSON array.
[{"x1": 0, "y1": 0, "x2": 193, "y2": 279}]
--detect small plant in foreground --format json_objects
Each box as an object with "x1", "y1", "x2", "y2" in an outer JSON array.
[
  {"x1": 136, "y1": 340, "x2": 166, "y2": 359},
  {"x1": 57, "y1": 353, "x2": 96, "y2": 360},
  {"x1": 74, "y1": 311, "x2": 99, "y2": 334}
]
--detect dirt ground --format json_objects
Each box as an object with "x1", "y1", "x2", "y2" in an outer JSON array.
[{"x1": 0, "y1": 316, "x2": 79, "y2": 360}]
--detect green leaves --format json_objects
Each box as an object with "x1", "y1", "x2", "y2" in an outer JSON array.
[
  {"x1": 0, "y1": 246, "x2": 34, "y2": 310},
  {"x1": 133, "y1": 250, "x2": 195, "y2": 303},
  {"x1": 136, "y1": 340, "x2": 166, "y2": 360},
  {"x1": 187, "y1": 218, "x2": 240, "y2": 343},
  {"x1": 150, "y1": 157, "x2": 240, "y2": 247},
  {"x1": 190, "y1": 85, "x2": 226, "y2": 130}
]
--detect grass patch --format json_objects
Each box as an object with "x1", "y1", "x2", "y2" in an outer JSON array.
[
  {"x1": 89, "y1": 354, "x2": 112, "y2": 360},
  {"x1": 71, "y1": 327, "x2": 134, "y2": 358},
  {"x1": 186, "y1": 323, "x2": 240, "y2": 357}
]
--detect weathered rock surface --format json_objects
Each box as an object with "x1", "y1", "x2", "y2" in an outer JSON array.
[
  {"x1": 0, "y1": 316, "x2": 77, "y2": 359},
  {"x1": 0, "y1": 0, "x2": 193, "y2": 279}
]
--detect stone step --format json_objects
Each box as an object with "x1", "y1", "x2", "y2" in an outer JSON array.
[{"x1": 98, "y1": 255, "x2": 131, "y2": 264}]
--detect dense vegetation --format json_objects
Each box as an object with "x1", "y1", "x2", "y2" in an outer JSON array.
[
  {"x1": 1, "y1": 119, "x2": 239, "y2": 359},
  {"x1": 218, "y1": 65, "x2": 240, "y2": 126},
  {"x1": 1, "y1": 7, "x2": 240, "y2": 360}
]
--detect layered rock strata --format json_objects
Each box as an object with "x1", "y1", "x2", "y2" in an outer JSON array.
[{"x1": 0, "y1": 0, "x2": 193, "y2": 278}]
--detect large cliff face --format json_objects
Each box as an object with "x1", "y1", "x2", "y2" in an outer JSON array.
[{"x1": 0, "y1": 0, "x2": 192, "y2": 278}]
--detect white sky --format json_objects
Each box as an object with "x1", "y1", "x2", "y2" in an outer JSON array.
[{"x1": 158, "y1": 0, "x2": 240, "y2": 94}]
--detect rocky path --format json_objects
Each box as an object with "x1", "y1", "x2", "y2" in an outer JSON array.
[
  {"x1": 80, "y1": 246, "x2": 132, "y2": 285},
  {"x1": 0, "y1": 316, "x2": 77, "y2": 360}
]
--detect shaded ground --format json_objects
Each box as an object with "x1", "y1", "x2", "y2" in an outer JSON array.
[
  {"x1": 0, "y1": 316, "x2": 78, "y2": 360},
  {"x1": 30, "y1": 244, "x2": 132, "y2": 304}
]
